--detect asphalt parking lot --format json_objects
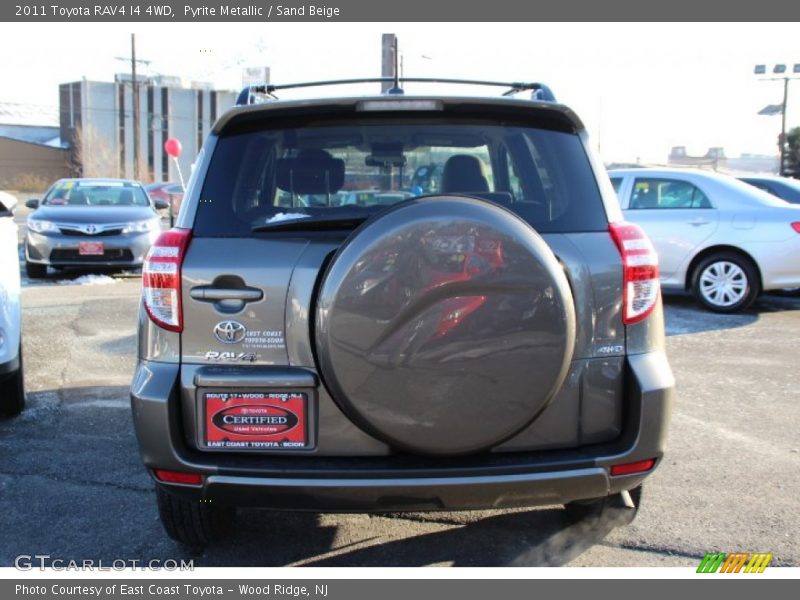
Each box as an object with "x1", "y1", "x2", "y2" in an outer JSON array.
[{"x1": 1, "y1": 212, "x2": 799, "y2": 567}]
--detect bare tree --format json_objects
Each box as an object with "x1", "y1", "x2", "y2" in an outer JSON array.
[
  {"x1": 70, "y1": 126, "x2": 120, "y2": 179},
  {"x1": 786, "y1": 127, "x2": 800, "y2": 179}
]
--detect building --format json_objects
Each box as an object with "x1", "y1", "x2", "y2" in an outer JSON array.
[
  {"x1": 0, "y1": 102, "x2": 71, "y2": 190},
  {"x1": 668, "y1": 145, "x2": 779, "y2": 174},
  {"x1": 59, "y1": 76, "x2": 237, "y2": 183}
]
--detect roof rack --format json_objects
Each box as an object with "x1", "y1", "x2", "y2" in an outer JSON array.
[{"x1": 235, "y1": 77, "x2": 556, "y2": 106}]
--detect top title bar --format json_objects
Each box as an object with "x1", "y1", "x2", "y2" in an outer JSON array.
[{"x1": 3, "y1": 0, "x2": 800, "y2": 21}]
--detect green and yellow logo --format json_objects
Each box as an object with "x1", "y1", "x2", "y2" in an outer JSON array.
[{"x1": 697, "y1": 552, "x2": 772, "y2": 573}]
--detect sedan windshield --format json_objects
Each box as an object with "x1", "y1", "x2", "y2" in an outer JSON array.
[{"x1": 42, "y1": 181, "x2": 149, "y2": 207}]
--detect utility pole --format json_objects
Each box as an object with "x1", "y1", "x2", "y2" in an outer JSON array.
[
  {"x1": 780, "y1": 76, "x2": 789, "y2": 172},
  {"x1": 381, "y1": 34, "x2": 396, "y2": 93},
  {"x1": 755, "y1": 63, "x2": 799, "y2": 176},
  {"x1": 131, "y1": 33, "x2": 140, "y2": 180},
  {"x1": 116, "y1": 36, "x2": 150, "y2": 179}
]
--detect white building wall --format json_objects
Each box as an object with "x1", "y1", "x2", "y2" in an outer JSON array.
[
  {"x1": 167, "y1": 88, "x2": 196, "y2": 183},
  {"x1": 80, "y1": 81, "x2": 119, "y2": 177}
]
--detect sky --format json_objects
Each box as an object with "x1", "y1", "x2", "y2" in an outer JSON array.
[{"x1": 1, "y1": 22, "x2": 799, "y2": 164}]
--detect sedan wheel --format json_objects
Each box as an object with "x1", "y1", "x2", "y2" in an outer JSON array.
[{"x1": 692, "y1": 253, "x2": 759, "y2": 313}]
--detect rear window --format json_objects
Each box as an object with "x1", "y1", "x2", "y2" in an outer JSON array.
[
  {"x1": 743, "y1": 179, "x2": 800, "y2": 204},
  {"x1": 194, "y1": 119, "x2": 608, "y2": 236}
]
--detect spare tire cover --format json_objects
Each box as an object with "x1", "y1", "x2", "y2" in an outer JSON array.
[{"x1": 315, "y1": 196, "x2": 576, "y2": 455}]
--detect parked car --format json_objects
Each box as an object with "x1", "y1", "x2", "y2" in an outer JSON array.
[
  {"x1": 0, "y1": 191, "x2": 24, "y2": 416},
  {"x1": 24, "y1": 178, "x2": 169, "y2": 278},
  {"x1": 132, "y1": 79, "x2": 674, "y2": 546},
  {"x1": 145, "y1": 182, "x2": 185, "y2": 214},
  {"x1": 738, "y1": 175, "x2": 800, "y2": 204},
  {"x1": 609, "y1": 167, "x2": 800, "y2": 312},
  {"x1": 409, "y1": 162, "x2": 444, "y2": 194}
]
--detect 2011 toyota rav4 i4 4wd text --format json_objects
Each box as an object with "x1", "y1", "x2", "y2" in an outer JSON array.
[{"x1": 131, "y1": 78, "x2": 675, "y2": 547}]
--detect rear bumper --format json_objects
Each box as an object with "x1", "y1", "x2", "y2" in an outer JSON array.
[
  {"x1": 131, "y1": 351, "x2": 673, "y2": 511},
  {"x1": 750, "y1": 238, "x2": 800, "y2": 290},
  {"x1": 203, "y1": 468, "x2": 611, "y2": 511}
]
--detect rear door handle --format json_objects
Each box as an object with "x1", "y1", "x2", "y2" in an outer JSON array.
[
  {"x1": 190, "y1": 286, "x2": 263, "y2": 302},
  {"x1": 687, "y1": 218, "x2": 710, "y2": 226}
]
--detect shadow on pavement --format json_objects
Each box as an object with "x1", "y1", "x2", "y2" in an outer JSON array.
[
  {"x1": 286, "y1": 505, "x2": 637, "y2": 567},
  {"x1": 662, "y1": 291, "x2": 800, "y2": 336},
  {"x1": 183, "y1": 503, "x2": 639, "y2": 566}
]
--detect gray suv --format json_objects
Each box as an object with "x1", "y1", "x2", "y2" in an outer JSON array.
[{"x1": 131, "y1": 78, "x2": 674, "y2": 547}]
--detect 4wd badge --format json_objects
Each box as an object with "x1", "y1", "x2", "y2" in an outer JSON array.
[{"x1": 213, "y1": 320, "x2": 247, "y2": 344}]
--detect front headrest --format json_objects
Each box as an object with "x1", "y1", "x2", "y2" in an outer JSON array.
[
  {"x1": 441, "y1": 154, "x2": 490, "y2": 194},
  {"x1": 68, "y1": 190, "x2": 88, "y2": 205},
  {"x1": 277, "y1": 149, "x2": 345, "y2": 195}
]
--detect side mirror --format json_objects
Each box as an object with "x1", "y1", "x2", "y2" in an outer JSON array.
[
  {"x1": 0, "y1": 191, "x2": 18, "y2": 214},
  {"x1": 25, "y1": 199, "x2": 40, "y2": 209},
  {"x1": 153, "y1": 198, "x2": 170, "y2": 210}
]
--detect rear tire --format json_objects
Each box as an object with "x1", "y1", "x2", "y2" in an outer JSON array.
[
  {"x1": 156, "y1": 485, "x2": 236, "y2": 547},
  {"x1": 563, "y1": 484, "x2": 643, "y2": 525},
  {"x1": 25, "y1": 260, "x2": 47, "y2": 279},
  {"x1": 691, "y1": 252, "x2": 759, "y2": 313},
  {"x1": 0, "y1": 348, "x2": 25, "y2": 418}
]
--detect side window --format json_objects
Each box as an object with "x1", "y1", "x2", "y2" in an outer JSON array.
[
  {"x1": 507, "y1": 155, "x2": 523, "y2": 200},
  {"x1": 747, "y1": 181, "x2": 776, "y2": 196},
  {"x1": 609, "y1": 177, "x2": 623, "y2": 195},
  {"x1": 691, "y1": 186, "x2": 712, "y2": 208},
  {"x1": 629, "y1": 178, "x2": 712, "y2": 209}
]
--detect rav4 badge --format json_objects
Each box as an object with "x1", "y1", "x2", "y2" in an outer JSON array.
[{"x1": 204, "y1": 351, "x2": 257, "y2": 362}]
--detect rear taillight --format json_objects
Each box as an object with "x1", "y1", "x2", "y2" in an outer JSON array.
[
  {"x1": 791, "y1": 222, "x2": 800, "y2": 233},
  {"x1": 142, "y1": 228, "x2": 192, "y2": 332},
  {"x1": 609, "y1": 222, "x2": 660, "y2": 325}
]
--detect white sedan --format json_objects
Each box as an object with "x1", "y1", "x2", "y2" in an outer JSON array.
[
  {"x1": 608, "y1": 167, "x2": 800, "y2": 313},
  {"x1": 0, "y1": 191, "x2": 24, "y2": 415}
]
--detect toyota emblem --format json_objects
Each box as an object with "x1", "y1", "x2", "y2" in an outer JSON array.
[{"x1": 213, "y1": 321, "x2": 247, "y2": 344}]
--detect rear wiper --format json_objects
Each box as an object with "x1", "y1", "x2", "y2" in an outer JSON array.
[{"x1": 252, "y1": 214, "x2": 370, "y2": 232}]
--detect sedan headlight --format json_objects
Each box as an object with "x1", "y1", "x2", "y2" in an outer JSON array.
[
  {"x1": 27, "y1": 219, "x2": 58, "y2": 233},
  {"x1": 123, "y1": 219, "x2": 160, "y2": 234}
]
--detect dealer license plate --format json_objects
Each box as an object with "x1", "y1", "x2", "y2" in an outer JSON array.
[
  {"x1": 78, "y1": 241, "x2": 104, "y2": 255},
  {"x1": 204, "y1": 392, "x2": 308, "y2": 450}
]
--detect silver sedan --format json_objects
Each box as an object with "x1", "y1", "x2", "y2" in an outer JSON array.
[
  {"x1": 608, "y1": 167, "x2": 800, "y2": 312},
  {"x1": 24, "y1": 178, "x2": 167, "y2": 279}
]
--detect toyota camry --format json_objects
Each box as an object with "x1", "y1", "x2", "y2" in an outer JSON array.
[{"x1": 24, "y1": 178, "x2": 168, "y2": 278}]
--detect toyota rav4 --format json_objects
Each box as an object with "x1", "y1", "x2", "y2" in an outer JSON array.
[{"x1": 131, "y1": 78, "x2": 674, "y2": 547}]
